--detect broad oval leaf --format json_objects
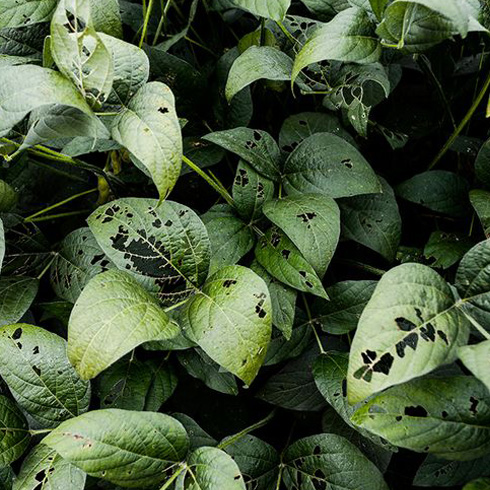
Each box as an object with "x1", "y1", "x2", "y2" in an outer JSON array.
[
  {"x1": 283, "y1": 433, "x2": 389, "y2": 490},
  {"x1": 203, "y1": 128, "x2": 281, "y2": 180},
  {"x1": 88, "y1": 198, "x2": 210, "y2": 304},
  {"x1": 89, "y1": 0, "x2": 122, "y2": 38},
  {"x1": 229, "y1": 0, "x2": 291, "y2": 21},
  {"x1": 263, "y1": 194, "x2": 340, "y2": 277},
  {"x1": 347, "y1": 263, "x2": 470, "y2": 403},
  {"x1": 0, "y1": 0, "x2": 57, "y2": 29},
  {"x1": 283, "y1": 132, "x2": 381, "y2": 198},
  {"x1": 50, "y1": 227, "x2": 114, "y2": 303},
  {"x1": 176, "y1": 446, "x2": 246, "y2": 490},
  {"x1": 112, "y1": 82, "x2": 182, "y2": 199},
  {"x1": 0, "y1": 395, "x2": 30, "y2": 465},
  {"x1": 292, "y1": 7, "x2": 381, "y2": 83},
  {"x1": 255, "y1": 227, "x2": 328, "y2": 299},
  {"x1": 50, "y1": 0, "x2": 114, "y2": 108},
  {"x1": 0, "y1": 276, "x2": 38, "y2": 327},
  {"x1": 0, "y1": 181, "x2": 17, "y2": 212},
  {"x1": 351, "y1": 376, "x2": 490, "y2": 461},
  {"x1": 43, "y1": 409, "x2": 189, "y2": 487},
  {"x1": 68, "y1": 269, "x2": 180, "y2": 380},
  {"x1": 0, "y1": 324, "x2": 91, "y2": 427},
  {"x1": 470, "y1": 190, "x2": 490, "y2": 238},
  {"x1": 226, "y1": 46, "x2": 292, "y2": 101},
  {"x1": 13, "y1": 444, "x2": 86, "y2": 490},
  {"x1": 459, "y1": 341, "x2": 490, "y2": 392},
  {"x1": 183, "y1": 265, "x2": 272, "y2": 385},
  {"x1": 0, "y1": 65, "x2": 92, "y2": 134}
]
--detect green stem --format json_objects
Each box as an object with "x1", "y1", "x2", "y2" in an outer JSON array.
[
  {"x1": 36, "y1": 254, "x2": 57, "y2": 280},
  {"x1": 182, "y1": 155, "x2": 234, "y2": 206},
  {"x1": 139, "y1": 0, "x2": 156, "y2": 48},
  {"x1": 460, "y1": 308, "x2": 490, "y2": 340},
  {"x1": 217, "y1": 410, "x2": 276, "y2": 450},
  {"x1": 275, "y1": 465, "x2": 284, "y2": 490},
  {"x1": 25, "y1": 210, "x2": 91, "y2": 223},
  {"x1": 24, "y1": 188, "x2": 97, "y2": 222},
  {"x1": 429, "y1": 69, "x2": 490, "y2": 170},
  {"x1": 337, "y1": 259, "x2": 385, "y2": 277},
  {"x1": 159, "y1": 464, "x2": 187, "y2": 490},
  {"x1": 164, "y1": 298, "x2": 190, "y2": 313},
  {"x1": 302, "y1": 293, "x2": 325, "y2": 354},
  {"x1": 276, "y1": 21, "x2": 298, "y2": 47},
  {"x1": 153, "y1": 0, "x2": 173, "y2": 46}
]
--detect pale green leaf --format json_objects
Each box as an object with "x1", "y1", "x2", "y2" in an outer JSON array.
[
  {"x1": 255, "y1": 227, "x2": 328, "y2": 299},
  {"x1": 347, "y1": 263, "x2": 470, "y2": 403},
  {"x1": 292, "y1": 7, "x2": 381, "y2": 82},
  {"x1": 228, "y1": 0, "x2": 291, "y2": 20},
  {"x1": 68, "y1": 269, "x2": 180, "y2": 380},
  {"x1": 50, "y1": 0, "x2": 114, "y2": 108},
  {"x1": 226, "y1": 46, "x2": 292, "y2": 101},
  {"x1": 0, "y1": 324, "x2": 91, "y2": 427},
  {"x1": 0, "y1": 0, "x2": 57, "y2": 29},
  {"x1": 283, "y1": 133, "x2": 381, "y2": 198},
  {"x1": 282, "y1": 434, "x2": 389, "y2": 489},
  {"x1": 0, "y1": 395, "x2": 30, "y2": 465},
  {"x1": 13, "y1": 444, "x2": 86, "y2": 490},
  {"x1": 351, "y1": 376, "x2": 490, "y2": 460},
  {"x1": 0, "y1": 277, "x2": 38, "y2": 327},
  {"x1": 89, "y1": 0, "x2": 122, "y2": 38},
  {"x1": 183, "y1": 265, "x2": 272, "y2": 385},
  {"x1": 264, "y1": 194, "x2": 340, "y2": 277},
  {"x1": 0, "y1": 65, "x2": 92, "y2": 134},
  {"x1": 299, "y1": 0, "x2": 351, "y2": 19},
  {"x1": 43, "y1": 409, "x2": 189, "y2": 487},
  {"x1": 459, "y1": 341, "x2": 490, "y2": 392},
  {"x1": 111, "y1": 82, "x2": 182, "y2": 199}
]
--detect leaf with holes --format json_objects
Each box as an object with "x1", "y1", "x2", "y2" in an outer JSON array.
[
  {"x1": 68, "y1": 269, "x2": 180, "y2": 380},
  {"x1": 352, "y1": 376, "x2": 490, "y2": 460},
  {"x1": 0, "y1": 0, "x2": 57, "y2": 29},
  {"x1": 88, "y1": 198, "x2": 210, "y2": 305},
  {"x1": 43, "y1": 409, "x2": 189, "y2": 487},
  {"x1": 111, "y1": 82, "x2": 182, "y2": 199},
  {"x1": 347, "y1": 263, "x2": 470, "y2": 403},
  {"x1": 283, "y1": 133, "x2": 381, "y2": 198},
  {"x1": 183, "y1": 265, "x2": 272, "y2": 385}
]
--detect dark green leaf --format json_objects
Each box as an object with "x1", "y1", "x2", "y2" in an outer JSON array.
[{"x1": 0, "y1": 277, "x2": 38, "y2": 327}]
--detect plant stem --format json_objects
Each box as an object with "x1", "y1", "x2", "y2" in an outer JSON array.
[
  {"x1": 164, "y1": 298, "x2": 189, "y2": 313},
  {"x1": 25, "y1": 210, "x2": 91, "y2": 223},
  {"x1": 24, "y1": 188, "x2": 97, "y2": 222},
  {"x1": 276, "y1": 21, "x2": 298, "y2": 47},
  {"x1": 153, "y1": 0, "x2": 172, "y2": 46},
  {"x1": 337, "y1": 259, "x2": 385, "y2": 276},
  {"x1": 159, "y1": 464, "x2": 187, "y2": 490},
  {"x1": 139, "y1": 0, "x2": 156, "y2": 48},
  {"x1": 429, "y1": 69, "x2": 490, "y2": 170},
  {"x1": 182, "y1": 155, "x2": 234, "y2": 206},
  {"x1": 217, "y1": 410, "x2": 276, "y2": 450},
  {"x1": 36, "y1": 254, "x2": 57, "y2": 280},
  {"x1": 302, "y1": 293, "x2": 325, "y2": 354},
  {"x1": 460, "y1": 308, "x2": 490, "y2": 340}
]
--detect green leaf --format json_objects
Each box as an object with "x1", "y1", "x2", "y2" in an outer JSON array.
[
  {"x1": 0, "y1": 277, "x2": 38, "y2": 327},
  {"x1": 0, "y1": 395, "x2": 30, "y2": 465},
  {"x1": 223, "y1": 435, "x2": 280, "y2": 490},
  {"x1": 228, "y1": 0, "x2": 291, "y2": 21},
  {"x1": 0, "y1": 466, "x2": 13, "y2": 490},
  {"x1": 264, "y1": 319, "x2": 311, "y2": 366},
  {"x1": 99, "y1": 33, "x2": 149, "y2": 106},
  {"x1": 173, "y1": 413, "x2": 217, "y2": 450},
  {"x1": 250, "y1": 260, "x2": 297, "y2": 339},
  {"x1": 111, "y1": 82, "x2": 182, "y2": 199},
  {"x1": 68, "y1": 269, "x2": 179, "y2": 380},
  {"x1": 176, "y1": 446, "x2": 246, "y2": 490},
  {"x1": 377, "y1": 0, "x2": 481, "y2": 52},
  {"x1": 203, "y1": 204, "x2": 255, "y2": 275},
  {"x1": 88, "y1": 198, "x2": 210, "y2": 304},
  {"x1": 258, "y1": 348, "x2": 326, "y2": 411},
  {"x1": 283, "y1": 133, "x2": 381, "y2": 198},
  {"x1": 464, "y1": 478, "x2": 490, "y2": 490},
  {"x1": 226, "y1": 46, "x2": 292, "y2": 101},
  {"x1": 311, "y1": 280, "x2": 377, "y2": 335},
  {"x1": 263, "y1": 194, "x2": 340, "y2": 277},
  {"x1": 0, "y1": 0, "x2": 57, "y2": 29},
  {"x1": 470, "y1": 190, "x2": 490, "y2": 238},
  {"x1": 50, "y1": 227, "x2": 114, "y2": 303},
  {"x1": 0, "y1": 65, "x2": 92, "y2": 134},
  {"x1": 89, "y1": 0, "x2": 122, "y2": 38},
  {"x1": 203, "y1": 128, "x2": 281, "y2": 180},
  {"x1": 347, "y1": 263, "x2": 470, "y2": 403},
  {"x1": 459, "y1": 341, "x2": 490, "y2": 392},
  {"x1": 423, "y1": 231, "x2": 474, "y2": 269},
  {"x1": 13, "y1": 444, "x2": 86, "y2": 490},
  {"x1": 50, "y1": 0, "x2": 114, "y2": 108},
  {"x1": 282, "y1": 434, "x2": 389, "y2": 489},
  {"x1": 370, "y1": 0, "x2": 389, "y2": 19},
  {"x1": 0, "y1": 324, "x2": 91, "y2": 427},
  {"x1": 0, "y1": 181, "x2": 17, "y2": 212},
  {"x1": 183, "y1": 265, "x2": 272, "y2": 385},
  {"x1": 414, "y1": 454, "x2": 490, "y2": 487},
  {"x1": 351, "y1": 376, "x2": 490, "y2": 460},
  {"x1": 0, "y1": 219, "x2": 4, "y2": 274},
  {"x1": 476, "y1": 138, "x2": 490, "y2": 188},
  {"x1": 292, "y1": 7, "x2": 381, "y2": 83},
  {"x1": 396, "y1": 171, "x2": 470, "y2": 217},
  {"x1": 339, "y1": 177, "x2": 402, "y2": 261},
  {"x1": 43, "y1": 409, "x2": 189, "y2": 487},
  {"x1": 232, "y1": 161, "x2": 275, "y2": 222},
  {"x1": 255, "y1": 227, "x2": 328, "y2": 299},
  {"x1": 278, "y1": 111, "x2": 356, "y2": 153},
  {"x1": 299, "y1": 0, "x2": 351, "y2": 19}
]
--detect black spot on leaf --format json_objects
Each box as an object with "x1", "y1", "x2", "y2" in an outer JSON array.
[
  {"x1": 33, "y1": 346, "x2": 39, "y2": 355},
  {"x1": 281, "y1": 249, "x2": 290, "y2": 259},
  {"x1": 16, "y1": 342, "x2": 22, "y2": 349},
  {"x1": 297, "y1": 212, "x2": 317, "y2": 223},
  {"x1": 469, "y1": 396, "x2": 479, "y2": 415},
  {"x1": 361, "y1": 350, "x2": 377, "y2": 364},
  {"x1": 158, "y1": 107, "x2": 169, "y2": 114},
  {"x1": 223, "y1": 279, "x2": 237, "y2": 288},
  {"x1": 341, "y1": 158, "x2": 353, "y2": 168},
  {"x1": 395, "y1": 332, "x2": 418, "y2": 358},
  {"x1": 33, "y1": 365, "x2": 41, "y2": 376},
  {"x1": 270, "y1": 232, "x2": 280, "y2": 247},
  {"x1": 404, "y1": 405, "x2": 428, "y2": 417},
  {"x1": 253, "y1": 130, "x2": 262, "y2": 141},
  {"x1": 420, "y1": 323, "x2": 436, "y2": 342},
  {"x1": 395, "y1": 416, "x2": 402, "y2": 421},
  {"x1": 441, "y1": 411, "x2": 448, "y2": 418},
  {"x1": 437, "y1": 330, "x2": 448, "y2": 344},
  {"x1": 12, "y1": 328, "x2": 22, "y2": 340},
  {"x1": 372, "y1": 353, "x2": 394, "y2": 375},
  {"x1": 395, "y1": 317, "x2": 417, "y2": 331},
  {"x1": 90, "y1": 254, "x2": 105, "y2": 266}
]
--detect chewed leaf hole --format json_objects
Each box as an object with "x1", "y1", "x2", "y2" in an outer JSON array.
[{"x1": 404, "y1": 405, "x2": 428, "y2": 417}]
